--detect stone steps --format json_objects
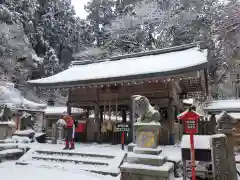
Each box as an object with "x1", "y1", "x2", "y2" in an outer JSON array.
[
  {"x1": 16, "y1": 148, "x2": 126, "y2": 176},
  {"x1": 35, "y1": 149, "x2": 115, "y2": 159},
  {"x1": 0, "y1": 148, "x2": 24, "y2": 162},
  {"x1": 0, "y1": 143, "x2": 19, "y2": 151},
  {"x1": 31, "y1": 155, "x2": 109, "y2": 165}
]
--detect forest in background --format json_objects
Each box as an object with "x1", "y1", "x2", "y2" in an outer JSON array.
[{"x1": 0, "y1": 0, "x2": 239, "y2": 105}]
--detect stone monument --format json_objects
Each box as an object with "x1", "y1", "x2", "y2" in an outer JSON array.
[
  {"x1": 120, "y1": 95, "x2": 174, "y2": 180},
  {"x1": 215, "y1": 111, "x2": 237, "y2": 180},
  {"x1": 211, "y1": 134, "x2": 229, "y2": 180},
  {"x1": 128, "y1": 95, "x2": 160, "y2": 152}
]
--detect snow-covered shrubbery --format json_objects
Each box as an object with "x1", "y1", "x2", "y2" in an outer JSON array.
[{"x1": 4, "y1": 135, "x2": 32, "y2": 144}]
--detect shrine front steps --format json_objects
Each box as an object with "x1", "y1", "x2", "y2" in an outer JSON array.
[{"x1": 16, "y1": 149, "x2": 126, "y2": 176}]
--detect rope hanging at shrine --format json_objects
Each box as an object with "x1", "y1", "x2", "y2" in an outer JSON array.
[{"x1": 115, "y1": 93, "x2": 118, "y2": 122}]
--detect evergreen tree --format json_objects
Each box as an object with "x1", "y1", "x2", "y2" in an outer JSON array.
[{"x1": 42, "y1": 45, "x2": 61, "y2": 77}]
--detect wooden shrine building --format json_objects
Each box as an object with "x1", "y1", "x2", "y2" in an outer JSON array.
[{"x1": 28, "y1": 43, "x2": 209, "y2": 145}]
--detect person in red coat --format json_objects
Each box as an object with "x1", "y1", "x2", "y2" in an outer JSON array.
[{"x1": 63, "y1": 112, "x2": 75, "y2": 150}]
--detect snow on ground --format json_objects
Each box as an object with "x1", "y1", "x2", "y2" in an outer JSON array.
[
  {"x1": 0, "y1": 143, "x2": 182, "y2": 180},
  {"x1": 29, "y1": 142, "x2": 127, "y2": 154},
  {"x1": 0, "y1": 161, "x2": 117, "y2": 180}
]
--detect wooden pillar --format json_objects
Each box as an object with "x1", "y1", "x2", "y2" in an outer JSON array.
[
  {"x1": 204, "y1": 70, "x2": 209, "y2": 100},
  {"x1": 100, "y1": 107, "x2": 104, "y2": 123},
  {"x1": 67, "y1": 89, "x2": 72, "y2": 115},
  {"x1": 121, "y1": 108, "x2": 127, "y2": 123},
  {"x1": 129, "y1": 98, "x2": 134, "y2": 143},
  {"x1": 16, "y1": 111, "x2": 20, "y2": 131},
  {"x1": 167, "y1": 98, "x2": 174, "y2": 145},
  {"x1": 167, "y1": 82, "x2": 175, "y2": 145},
  {"x1": 94, "y1": 88, "x2": 100, "y2": 142}
]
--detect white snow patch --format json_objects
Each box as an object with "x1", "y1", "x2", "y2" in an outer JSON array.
[
  {"x1": 181, "y1": 135, "x2": 211, "y2": 149},
  {"x1": 0, "y1": 143, "x2": 18, "y2": 149},
  {"x1": 28, "y1": 47, "x2": 207, "y2": 85},
  {"x1": 89, "y1": 114, "x2": 130, "y2": 122},
  {"x1": 204, "y1": 100, "x2": 240, "y2": 112},
  {"x1": 34, "y1": 133, "x2": 45, "y2": 138},
  {"x1": 5, "y1": 135, "x2": 32, "y2": 143},
  {"x1": 127, "y1": 152, "x2": 165, "y2": 160},
  {"x1": 15, "y1": 129, "x2": 35, "y2": 135},
  {"x1": 211, "y1": 134, "x2": 226, "y2": 138},
  {"x1": 0, "y1": 148, "x2": 23, "y2": 156},
  {"x1": 160, "y1": 145, "x2": 182, "y2": 163},
  {"x1": 183, "y1": 99, "x2": 193, "y2": 105},
  {"x1": 134, "y1": 122, "x2": 161, "y2": 126},
  {"x1": 0, "y1": 83, "x2": 46, "y2": 110},
  {"x1": 0, "y1": 120, "x2": 16, "y2": 127},
  {"x1": 17, "y1": 143, "x2": 126, "y2": 176},
  {"x1": 121, "y1": 161, "x2": 174, "y2": 171},
  {"x1": 44, "y1": 106, "x2": 83, "y2": 115},
  {"x1": 32, "y1": 154, "x2": 109, "y2": 165},
  {"x1": 0, "y1": 161, "x2": 115, "y2": 180},
  {"x1": 215, "y1": 113, "x2": 240, "y2": 120}
]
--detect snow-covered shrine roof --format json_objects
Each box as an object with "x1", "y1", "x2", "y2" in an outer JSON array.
[
  {"x1": 28, "y1": 43, "x2": 208, "y2": 88},
  {"x1": 204, "y1": 99, "x2": 240, "y2": 112}
]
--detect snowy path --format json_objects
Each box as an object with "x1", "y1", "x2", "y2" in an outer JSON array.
[
  {"x1": 0, "y1": 161, "x2": 118, "y2": 180},
  {"x1": 0, "y1": 143, "x2": 182, "y2": 180}
]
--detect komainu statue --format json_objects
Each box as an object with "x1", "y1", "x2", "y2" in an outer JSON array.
[{"x1": 132, "y1": 95, "x2": 160, "y2": 123}]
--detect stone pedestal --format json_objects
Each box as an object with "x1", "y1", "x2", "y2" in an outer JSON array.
[
  {"x1": 135, "y1": 122, "x2": 160, "y2": 148},
  {"x1": 120, "y1": 122, "x2": 174, "y2": 180}
]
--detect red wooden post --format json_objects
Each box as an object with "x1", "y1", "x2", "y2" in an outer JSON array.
[
  {"x1": 190, "y1": 132, "x2": 196, "y2": 180},
  {"x1": 121, "y1": 132, "x2": 124, "y2": 150}
]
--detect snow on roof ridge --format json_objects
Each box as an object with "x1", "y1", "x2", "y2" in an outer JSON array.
[{"x1": 71, "y1": 42, "x2": 201, "y2": 66}]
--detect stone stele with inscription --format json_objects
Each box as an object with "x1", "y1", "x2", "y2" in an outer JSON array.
[
  {"x1": 215, "y1": 111, "x2": 238, "y2": 180},
  {"x1": 211, "y1": 134, "x2": 229, "y2": 180}
]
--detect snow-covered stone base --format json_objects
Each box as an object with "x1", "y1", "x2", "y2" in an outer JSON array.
[{"x1": 120, "y1": 146, "x2": 174, "y2": 180}]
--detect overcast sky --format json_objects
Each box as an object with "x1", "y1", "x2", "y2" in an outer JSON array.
[{"x1": 71, "y1": 0, "x2": 90, "y2": 19}]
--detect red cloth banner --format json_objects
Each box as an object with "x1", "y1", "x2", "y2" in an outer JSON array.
[{"x1": 75, "y1": 123, "x2": 86, "y2": 133}]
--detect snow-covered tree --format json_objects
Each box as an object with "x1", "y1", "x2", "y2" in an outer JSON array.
[{"x1": 42, "y1": 46, "x2": 61, "y2": 77}]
